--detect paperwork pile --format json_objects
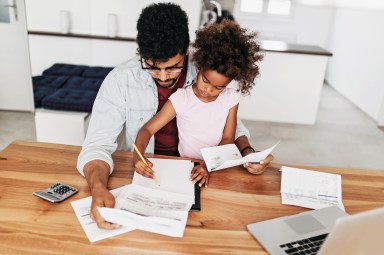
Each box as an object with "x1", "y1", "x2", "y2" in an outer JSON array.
[
  {"x1": 71, "y1": 158, "x2": 195, "y2": 242},
  {"x1": 280, "y1": 166, "x2": 344, "y2": 210}
]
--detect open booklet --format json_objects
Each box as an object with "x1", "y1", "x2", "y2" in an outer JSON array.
[
  {"x1": 98, "y1": 183, "x2": 193, "y2": 238},
  {"x1": 71, "y1": 158, "x2": 195, "y2": 242},
  {"x1": 200, "y1": 141, "x2": 279, "y2": 171},
  {"x1": 280, "y1": 166, "x2": 345, "y2": 211}
]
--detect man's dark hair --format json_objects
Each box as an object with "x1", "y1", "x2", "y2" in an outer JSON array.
[{"x1": 137, "y1": 3, "x2": 189, "y2": 63}]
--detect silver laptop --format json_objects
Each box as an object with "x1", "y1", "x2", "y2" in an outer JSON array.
[{"x1": 247, "y1": 206, "x2": 384, "y2": 255}]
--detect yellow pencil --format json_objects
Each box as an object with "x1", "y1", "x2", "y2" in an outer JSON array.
[{"x1": 132, "y1": 144, "x2": 160, "y2": 185}]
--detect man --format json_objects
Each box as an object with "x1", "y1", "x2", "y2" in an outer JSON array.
[{"x1": 77, "y1": 2, "x2": 273, "y2": 229}]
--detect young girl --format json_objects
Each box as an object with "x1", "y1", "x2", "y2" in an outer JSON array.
[{"x1": 134, "y1": 19, "x2": 263, "y2": 188}]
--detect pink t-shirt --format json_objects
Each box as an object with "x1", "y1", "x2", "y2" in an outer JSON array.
[{"x1": 169, "y1": 86, "x2": 239, "y2": 160}]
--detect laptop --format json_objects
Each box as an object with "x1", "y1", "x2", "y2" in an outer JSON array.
[{"x1": 247, "y1": 206, "x2": 384, "y2": 255}]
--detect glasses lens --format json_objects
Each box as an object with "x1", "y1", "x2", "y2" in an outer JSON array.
[{"x1": 141, "y1": 57, "x2": 184, "y2": 75}]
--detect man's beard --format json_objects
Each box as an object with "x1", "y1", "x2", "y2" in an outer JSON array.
[{"x1": 154, "y1": 74, "x2": 181, "y2": 89}]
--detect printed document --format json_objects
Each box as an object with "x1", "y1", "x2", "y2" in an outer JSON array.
[
  {"x1": 99, "y1": 158, "x2": 195, "y2": 238},
  {"x1": 72, "y1": 158, "x2": 195, "y2": 241},
  {"x1": 201, "y1": 142, "x2": 279, "y2": 171},
  {"x1": 281, "y1": 166, "x2": 344, "y2": 210},
  {"x1": 99, "y1": 184, "x2": 191, "y2": 237},
  {"x1": 71, "y1": 186, "x2": 135, "y2": 243}
]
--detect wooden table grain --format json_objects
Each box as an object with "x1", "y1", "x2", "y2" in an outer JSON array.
[{"x1": 1, "y1": 140, "x2": 384, "y2": 254}]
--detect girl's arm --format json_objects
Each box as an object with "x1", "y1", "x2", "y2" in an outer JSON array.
[
  {"x1": 219, "y1": 103, "x2": 239, "y2": 145},
  {"x1": 134, "y1": 100, "x2": 176, "y2": 177},
  {"x1": 192, "y1": 104, "x2": 238, "y2": 188}
]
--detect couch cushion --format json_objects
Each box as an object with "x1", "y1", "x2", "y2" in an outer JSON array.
[
  {"x1": 82, "y1": 66, "x2": 113, "y2": 79},
  {"x1": 62, "y1": 76, "x2": 103, "y2": 91},
  {"x1": 32, "y1": 75, "x2": 69, "y2": 89},
  {"x1": 41, "y1": 88, "x2": 97, "y2": 112},
  {"x1": 42, "y1": 63, "x2": 88, "y2": 76},
  {"x1": 33, "y1": 86, "x2": 55, "y2": 108}
]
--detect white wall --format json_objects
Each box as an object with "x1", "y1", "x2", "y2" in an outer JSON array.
[
  {"x1": 26, "y1": 0, "x2": 202, "y2": 75},
  {"x1": 26, "y1": 0, "x2": 201, "y2": 38},
  {"x1": 234, "y1": 3, "x2": 335, "y2": 49},
  {"x1": 234, "y1": 1, "x2": 384, "y2": 125},
  {"x1": 326, "y1": 8, "x2": 384, "y2": 123}
]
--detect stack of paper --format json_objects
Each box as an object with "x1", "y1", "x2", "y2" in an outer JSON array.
[
  {"x1": 280, "y1": 166, "x2": 344, "y2": 210},
  {"x1": 71, "y1": 186, "x2": 136, "y2": 242},
  {"x1": 71, "y1": 158, "x2": 195, "y2": 242},
  {"x1": 99, "y1": 183, "x2": 193, "y2": 237}
]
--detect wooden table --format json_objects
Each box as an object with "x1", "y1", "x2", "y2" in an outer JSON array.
[{"x1": 1, "y1": 140, "x2": 384, "y2": 254}]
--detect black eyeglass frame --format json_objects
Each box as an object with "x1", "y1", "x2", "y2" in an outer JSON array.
[{"x1": 140, "y1": 55, "x2": 186, "y2": 75}]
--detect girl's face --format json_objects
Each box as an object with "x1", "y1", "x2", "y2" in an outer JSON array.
[{"x1": 195, "y1": 70, "x2": 231, "y2": 100}]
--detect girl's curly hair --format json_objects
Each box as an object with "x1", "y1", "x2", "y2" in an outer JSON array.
[
  {"x1": 192, "y1": 20, "x2": 263, "y2": 95},
  {"x1": 137, "y1": 3, "x2": 189, "y2": 63}
]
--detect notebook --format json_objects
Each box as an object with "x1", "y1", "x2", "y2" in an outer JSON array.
[
  {"x1": 190, "y1": 183, "x2": 201, "y2": 211},
  {"x1": 247, "y1": 206, "x2": 384, "y2": 255}
]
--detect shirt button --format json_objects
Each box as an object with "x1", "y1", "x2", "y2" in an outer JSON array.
[{"x1": 140, "y1": 117, "x2": 143, "y2": 121}]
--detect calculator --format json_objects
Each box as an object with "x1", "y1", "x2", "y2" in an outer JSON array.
[{"x1": 33, "y1": 182, "x2": 79, "y2": 203}]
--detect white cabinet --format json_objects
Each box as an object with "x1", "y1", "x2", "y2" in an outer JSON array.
[
  {"x1": 238, "y1": 41, "x2": 331, "y2": 125},
  {"x1": 26, "y1": 0, "x2": 202, "y2": 75},
  {"x1": 35, "y1": 109, "x2": 90, "y2": 146}
]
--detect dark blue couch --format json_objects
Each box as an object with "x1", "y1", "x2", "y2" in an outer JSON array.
[{"x1": 33, "y1": 63, "x2": 113, "y2": 112}]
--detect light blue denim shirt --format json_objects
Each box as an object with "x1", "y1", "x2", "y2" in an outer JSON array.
[{"x1": 77, "y1": 55, "x2": 250, "y2": 176}]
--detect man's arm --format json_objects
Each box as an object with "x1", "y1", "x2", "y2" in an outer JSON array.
[
  {"x1": 77, "y1": 68, "x2": 127, "y2": 229},
  {"x1": 83, "y1": 160, "x2": 120, "y2": 229}
]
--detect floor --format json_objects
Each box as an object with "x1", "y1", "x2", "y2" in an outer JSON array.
[{"x1": 1, "y1": 84, "x2": 384, "y2": 170}]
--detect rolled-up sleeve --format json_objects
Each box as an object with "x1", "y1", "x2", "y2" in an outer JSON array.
[
  {"x1": 236, "y1": 118, "x2": 250, "y2": 140},
  {"x1": 77, "y1": 70, "x2": 127, "y2": 176},
  {"x1": 227, "y1": 81, "x2": 251, "y2": 140}
]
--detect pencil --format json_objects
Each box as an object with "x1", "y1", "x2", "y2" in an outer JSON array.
[{"x1": 132, "y1": 143, "x2": 160, "y2": 185}]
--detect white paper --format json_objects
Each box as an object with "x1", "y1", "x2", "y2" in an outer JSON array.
[
  {"x1": 133, "y1": 158, "x2": 194, "y2": 197},
  {"x1": 96, "y1": 158, "x2": 195, "y2": 238},
  {"x1": 201, "y1": 142, "x2": 279, "y2": 171},
  {"x1": 280, "y1": 166, "x2": 344, "y2": 210},
  {"x1": 98, "y1": 207, "x2": 188, "y2": 237},
  {"x1": 99, "y1": 184, "x2": 191, "y2": 237},
  {"x1": 70, "y1": 186, "x2": 135, "y2": 243},
  {"x1": 116, "y1": 184, "x2": 194, "y2": 217}
]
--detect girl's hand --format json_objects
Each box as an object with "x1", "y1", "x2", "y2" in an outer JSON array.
[
  {"x1": 243, "y1": 154, "x2": 274, "y2": 175},
  {"x1": 190, "y1": 163, "x2": 210, "y2": 188},
  {"x1": 133, "y1": 154, "x2": 154, "y2": 178}
]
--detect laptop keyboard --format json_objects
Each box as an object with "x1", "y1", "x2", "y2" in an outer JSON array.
[{"x1": 280, "y1": 233, "x2": 328, "y2": 255}]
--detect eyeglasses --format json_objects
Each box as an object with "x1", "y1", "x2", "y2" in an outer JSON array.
[{"x1": 140, "y1": 56, "x2": 185, "y2": 76}]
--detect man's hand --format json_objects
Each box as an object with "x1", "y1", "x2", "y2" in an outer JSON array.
[
  {"x1": 90, "y1": 185, "x2": 120, "y2": 229},
  {"x1": 243, "y1": 154, "x2": 274, "y2": 175},
  {"x1": 83, "y1": 160, "x2": 120, "y2": 229},
  {"x1": 190, "y1": 162, "x2": 210, "y2": 188}
]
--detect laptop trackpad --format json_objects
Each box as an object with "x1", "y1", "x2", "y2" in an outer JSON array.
[{"x1": 284, "y1": 215, "x2": 325, "y2": 235}]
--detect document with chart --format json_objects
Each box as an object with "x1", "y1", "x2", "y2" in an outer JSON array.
[
  {"x1": 98, "y1": 184, "x2": 192, "y2": 237},
  {"x1": 201, "y1": 142, "x2": 279, "y2": 171},
  {"x1": 99, "y1": 158, "x2": 195, "y2": 237},
  {"x1": 71, "y1": 186, "x2": 135, "y2": 242},
  {"x1": 72, "y1": 158, "x2": 195, "y2": 241},
  {"x1": 280, "y1": 166, "x2": 344, "y2": 210}
]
